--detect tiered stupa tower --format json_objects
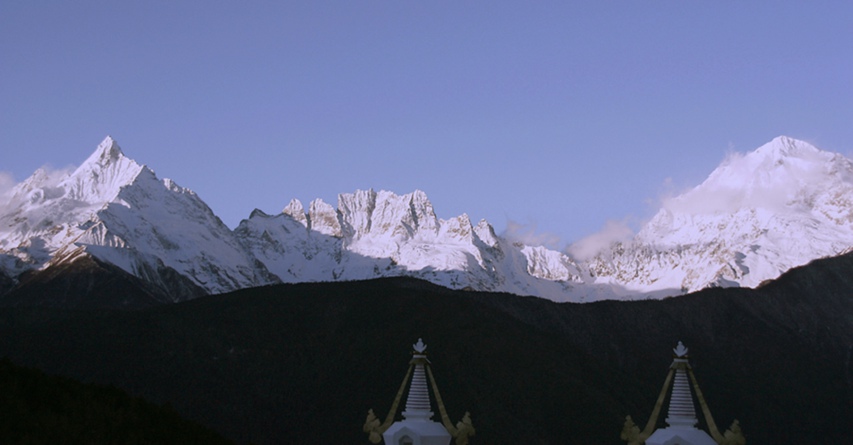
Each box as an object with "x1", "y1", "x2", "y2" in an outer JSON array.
[
  {"x1": 621, "y1": 341, "x2": 745, "y2": 445},
  {"x1": 364, "y1": 339, "x2": 475, "y2": 445}
]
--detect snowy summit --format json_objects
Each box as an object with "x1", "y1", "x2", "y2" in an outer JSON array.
[
  {"x1": 586, "y1": 136, "x2": 853, "y2": 295},
  {"x1": 2, "y1": 136, "x2": 853, "y2": 304}
]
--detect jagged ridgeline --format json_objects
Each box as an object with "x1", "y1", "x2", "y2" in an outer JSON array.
[{"x1": 2, "y1": 136, "x2": 853, "y2": 307}]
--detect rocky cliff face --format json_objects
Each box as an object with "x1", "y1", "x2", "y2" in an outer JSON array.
[
  {"x1": 2, "y1": 135, "x2": 852, "y2": 306},
  {"x1": 0, "y1": 137, "x2": 590, "y2": 305},
  {"x1": 234, "y1": 188, "x2": 588, "y2": 300}
]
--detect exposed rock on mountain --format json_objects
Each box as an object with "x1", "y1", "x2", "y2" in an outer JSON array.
[
  {"x1": 234, "y1": 188, "x2": 587, "y2": 299},
  {"x1": 2, "y1": 135, "x2": 852, "y2": 306},
  {"x1": 585, "y1": 136, "x2": 853, "y2": 295},
  {"x1": 0, "y1": 137, "x2": 279, "y2": 305}
]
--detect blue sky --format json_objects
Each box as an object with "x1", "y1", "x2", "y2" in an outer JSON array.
[{"x1": 2, "y1": 1, "x2": 852, "y2": 248}]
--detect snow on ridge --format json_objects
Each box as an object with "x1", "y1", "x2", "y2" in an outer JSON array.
[
  {"x1": 0, "y1": 136, "x2": 279, "y2": 299},
  {"x1": 2, "y1": 138, "x2": 599, "y2": 302},
  {"x1": 4, "y1": 135, "x2": 853, "y2": 304},
  {"x1": 233, "y1": 187, "x2": 594, "y2": 300},
  {"x1": 586, "y1": 135, "x2": 853, "y2": 294},
  {"x1": 65, "y1": 136, "x2": 146, "y2": 203},
  {"x1": 0, "y1": 136, "x2": 148, "y2": 257},
  {"x1": 651, "y1": 136, "x2": 853, "y2": 234}
]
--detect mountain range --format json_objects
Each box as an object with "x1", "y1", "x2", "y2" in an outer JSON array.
[
  {"x1": 1, "y1": 135, "x2": 852, "y2": 444},
  {"x1": 2, "y1": 135, "x2": 852, "y2": 307}
]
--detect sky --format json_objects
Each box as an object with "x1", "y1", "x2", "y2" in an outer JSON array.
[{"x1": 2, "y1": 1, "x2": 852, "y2": 250}]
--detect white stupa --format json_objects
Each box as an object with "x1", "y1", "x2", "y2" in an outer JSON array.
[
  {"x1": 621, "y1": 341, "x2": 745, "y2": 445},
  {"x1": 363, "y1": 339, "x2": 475, "y2": 445}
]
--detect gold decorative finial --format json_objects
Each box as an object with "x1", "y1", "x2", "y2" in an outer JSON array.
[
  {"x1": 721, "y1": 420, "x2": 746, "y2": 445},
  {"x1": 620, "y1": 415, "x2": 641, "y2": 445},
  {"x1": 366, "y1": 339, "x2": 475, "y2": 444},
  {"x1": 454, "y1": 411, "x2": 476, "y2": 445},
  {"x1": 363, "y1": 409, "x2": 382, "y2": 444}
]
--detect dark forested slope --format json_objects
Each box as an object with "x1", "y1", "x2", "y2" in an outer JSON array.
[
  {"x1": 0, "y1": 252, "x2": 851, "y2": 444},
  {"x1": 0, "y1": 358, "x2": 233, "y2": 445}
]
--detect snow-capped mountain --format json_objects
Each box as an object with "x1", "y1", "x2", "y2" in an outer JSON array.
[
  {"x1": 0, "y1": 137, "x2": 277, "y2": 302},
  {"x1": 585, "y1": 136, "x2": 853, "y2": 295},
  {"x1": 0, "y1": 136, "x2": 591, "y2": 303},
  {"x1": 233, "y1": 188, "x2": 590, "y2": 299},
  {"x1": 2, "y1": 135, "x2": 852, "y2": 306}
]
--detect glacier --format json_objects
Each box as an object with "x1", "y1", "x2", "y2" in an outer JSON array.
[{"x1": 2, "y1": 135, "x2": 852, "y2": 304}]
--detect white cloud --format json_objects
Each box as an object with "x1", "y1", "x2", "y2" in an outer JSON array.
[
  {"x1": 662, "y1": 148, "x2": 844, "y2": 215},
  {"x1": 566, "y1": 219, "x2": 634, "y2": 261},
  {"x1": 0, "y1": 171, "x2": 16, "y2": 205},
  {"x1": 0, "y1": 172, "x2": 14, "y2": 195},
  {"x1": 0, "y1": 165, "x2": 75, "y2": 214},
  {"x1": 501, "y1": 220, "x2": 562, "y2": 249}
]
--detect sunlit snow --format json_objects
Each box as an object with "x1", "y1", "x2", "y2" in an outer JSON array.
[{"x1": 2, "y1": 135, "x2": 852, "y2": 303}]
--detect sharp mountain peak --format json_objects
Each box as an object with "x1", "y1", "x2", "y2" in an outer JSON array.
[{"x1": 2, "y1": 135, "x2": 853, "y2": 306}]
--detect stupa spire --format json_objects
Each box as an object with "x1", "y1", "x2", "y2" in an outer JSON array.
[
  {"x1": 363, "y1": 338, "x2": 476, "y2": 445},
  {"x1": 622, "y1": 341, "x2": 745, "y2": 445},
  {"x1": 666, "y1": 341, "x2": 698, "y2": 427},
  {"x1": 402, "y1": 339, "x2": 434, "y2": 420}
]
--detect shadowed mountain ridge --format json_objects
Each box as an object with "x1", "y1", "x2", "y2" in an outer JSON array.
[{"x1": 0, "y1": 252, "x2": 851, "y2": 444}]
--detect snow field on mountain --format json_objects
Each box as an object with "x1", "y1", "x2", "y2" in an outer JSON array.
[
  {"x1": 2, "y1": 135, "x2": 853, "y2": 303},
  {"x1": 589, "y1": 136, "x2": 853, "y2": 294}
]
